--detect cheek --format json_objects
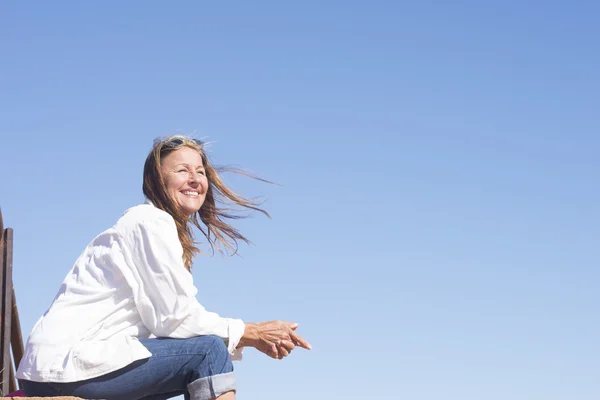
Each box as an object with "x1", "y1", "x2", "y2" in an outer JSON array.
[
  {"x1": 171, "y1": 174, "x2": 187, "y2": 190},
  {"x1": 166, "y1": 175, "x2": 186, "y2": 190}
]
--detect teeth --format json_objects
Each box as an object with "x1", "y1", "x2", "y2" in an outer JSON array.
[{"x1": 183, "y1": 191, "x2": 199, "y2": 196}]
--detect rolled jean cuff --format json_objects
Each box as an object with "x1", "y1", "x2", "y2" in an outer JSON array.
[{"x1": 188, "y1": 371, "x2": 236, "y2": 400}]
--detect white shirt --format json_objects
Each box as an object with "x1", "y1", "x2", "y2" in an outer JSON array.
[{"x1": 16, "y1": 202, "x2": 245, "y2": 383}]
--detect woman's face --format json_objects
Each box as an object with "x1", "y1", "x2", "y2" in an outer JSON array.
[{"x1": 160, "y1": 146, "x2": 209, "y2": 215}]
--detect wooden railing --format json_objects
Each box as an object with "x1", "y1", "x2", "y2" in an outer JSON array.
[{"x1": 0, "y1": 208, "x2": 25, "y2": 396}]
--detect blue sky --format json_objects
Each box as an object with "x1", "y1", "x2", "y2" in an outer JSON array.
[{"x1": 1, "y1": 1, "x2": 599, "y2": 399}]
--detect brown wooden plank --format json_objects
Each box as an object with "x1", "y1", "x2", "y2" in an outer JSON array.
[
  {"x1": 0, "y1": 397, "x2": 84, "y2": 399},
  {"x1": 0, "y1": 381, "x2": 88, "y2": 399},
  {"x1": 10, "y1": 289, "x2": 23, "y2": 373},
  {"x1": 8, "y1": 362, "x2": 15, "y2": 394},
  {"x1": 10, "y1": 288, "x2": 23, "y2": 391},
  {"x1": 0, "y1": 228, "x2": 14, "y2": 396},
  {"x1": 0, "y1": 225, "x2": 7, "y2": 396},
  {"x1": 0, "y1": 210, "x2": 4, "y2": 396}
]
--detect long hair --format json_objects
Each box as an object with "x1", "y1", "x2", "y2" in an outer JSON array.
[{"x1": 142, "y1": 135, "x2": 270, "y2": 271}]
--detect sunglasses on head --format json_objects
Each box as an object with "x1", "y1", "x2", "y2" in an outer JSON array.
[{"x1": 154, "y1": 137, "x2": 204, "y2": 148}]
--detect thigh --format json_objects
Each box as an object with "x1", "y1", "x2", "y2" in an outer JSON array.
[
  {"x1": 26, "y1": 335, "x2": 233, "y2": 400},
  {"x1": 22, "y1": 380, "x2": 62, "y2": 397}
]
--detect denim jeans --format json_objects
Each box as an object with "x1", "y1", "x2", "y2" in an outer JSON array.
[{"x1": 22, "y1": 335, "x2": 236, "y2": 400}]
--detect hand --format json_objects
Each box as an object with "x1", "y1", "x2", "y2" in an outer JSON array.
[
  {"x1": 274, "y1": 323, "x2": 311, "y2": 359},
  {"x1": 275, "y1": 339, "x2": 296, "y2": 359},
  {"x1": 240, "y1": 320, "x2": 311, "y2": 360}
]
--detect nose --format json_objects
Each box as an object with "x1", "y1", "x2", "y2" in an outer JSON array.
[{"x1": 188, "y1": 171, "x2": 202, "y2": 184}]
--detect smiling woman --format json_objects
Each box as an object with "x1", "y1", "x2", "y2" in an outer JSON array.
[
  {"x1": 142, "y1": 137, "x2": 268, "y2": 271},
  {"x1": 161, "y1": 147, "x2": 209, "y2": 216},
  {"x1": 15, "y1": 135, "x2": 311, "y2": 400}
]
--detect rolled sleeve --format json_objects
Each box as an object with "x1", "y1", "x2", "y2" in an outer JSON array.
[{"x1": 227, "y1": 318, "x2": 245, "y2": 359}]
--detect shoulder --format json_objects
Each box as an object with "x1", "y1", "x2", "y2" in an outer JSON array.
[{"x1": 114, "y1": 202, "x2": 177, "y2": 236}]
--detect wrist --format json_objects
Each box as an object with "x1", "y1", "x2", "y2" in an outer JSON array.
[{"x1": 238, "y1": 322, "x2": 260, "y2": 348}]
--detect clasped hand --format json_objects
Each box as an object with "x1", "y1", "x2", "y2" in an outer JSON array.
[{"x1": 239, "y1": 320, "x2": 311, "y2": 360}]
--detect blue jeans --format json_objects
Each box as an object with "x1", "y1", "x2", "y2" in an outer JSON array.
[{"x1": 22, "y1": 335, "x2": 236, "y2": 400}]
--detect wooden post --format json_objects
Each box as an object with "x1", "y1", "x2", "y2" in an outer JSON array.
[
  {"x1": 0, "y1": 208, "x2": 7, "y2": 396},
  {"x1": 0, "y1": 208, "x2": 26, "y2": 394},
  {"x1": 1, "y1": 209, "x2": 17, "y2": 395},
  {"x1": 9, "y1": 360, "x2": 16, "y2": 393},
  {"x1": 11, "y1": 288, "x2": 24, "y2": 371},
  {"x1": 1, "y1": 208, "x2": 12, "y2": 396},
  {"x1": 2, "y1": 234, "x2": 15, "y2": 395}
]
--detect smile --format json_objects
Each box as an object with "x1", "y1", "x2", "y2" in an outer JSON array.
[{"x1": 182, "y1": 191, "x2": 200, "y2": 197}]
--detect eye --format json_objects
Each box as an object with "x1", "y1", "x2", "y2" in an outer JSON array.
[
  {"x1": 177, "y1": 169, "x2": 187, "y2": 173},
  {"x1": 197, "y1": 170, "x2": 205, "y2": 176}
]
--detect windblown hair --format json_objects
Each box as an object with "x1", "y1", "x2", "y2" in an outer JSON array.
[{"x1": 143, "y1": 135, "x2": 270, "y2": 271}]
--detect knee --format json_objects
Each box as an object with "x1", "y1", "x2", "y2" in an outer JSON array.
[{"x1": 201, "y1": 335, "x2": 233, "y2": 374}]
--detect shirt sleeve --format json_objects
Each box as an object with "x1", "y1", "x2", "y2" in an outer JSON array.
[{"x1": 117, "y1": 211, "x2": 245, "y2": 355}]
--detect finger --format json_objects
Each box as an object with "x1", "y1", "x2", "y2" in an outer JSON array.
[
  {"x1": 270, "y1": 343, "x2": 279, "y2": 359},
  {"x1": 279, "y1": 340, "x2": 296, "y2": 352},
  {"x1": 277, "y1": 345, "x2": 290, "y2": 358},
  {"x1": 275, "y1": 343, "x2": 286, "y2": 359},
  {"x1": 289, "y1": 331, "x2": 312, "y2": 350},
  {"x1": 261, "y1": 345, "x2": 278, "y2": 359}
]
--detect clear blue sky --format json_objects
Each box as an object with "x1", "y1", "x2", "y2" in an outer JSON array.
[{"x1": 1, "y1": 1, "x2": 599, "y2": 399}]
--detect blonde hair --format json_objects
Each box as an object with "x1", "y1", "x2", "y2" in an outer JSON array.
[{"x1": 142, "y1": 135, "x2": 270, "y2": 271}]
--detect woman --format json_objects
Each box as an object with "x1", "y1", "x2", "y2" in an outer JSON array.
[{"x1": 16, "y1": 135, "x2": 311, "y2": 400}]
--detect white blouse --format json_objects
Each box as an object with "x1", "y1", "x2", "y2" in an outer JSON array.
[{"x1": 16, "y1": 201, "x2": 245, "y2": 383}]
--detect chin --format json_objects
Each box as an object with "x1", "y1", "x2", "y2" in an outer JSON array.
[
  {"x1": 183, "y1": 204, "x2": 203, "y2": 216},
  {"x1": 182, "y1": 207, "x2": 200, "y2": 215}
]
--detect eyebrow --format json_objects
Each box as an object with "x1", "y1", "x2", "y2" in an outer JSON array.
[{"x1": 174, "y1": 163, "x2": 205, "y2": 169}]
